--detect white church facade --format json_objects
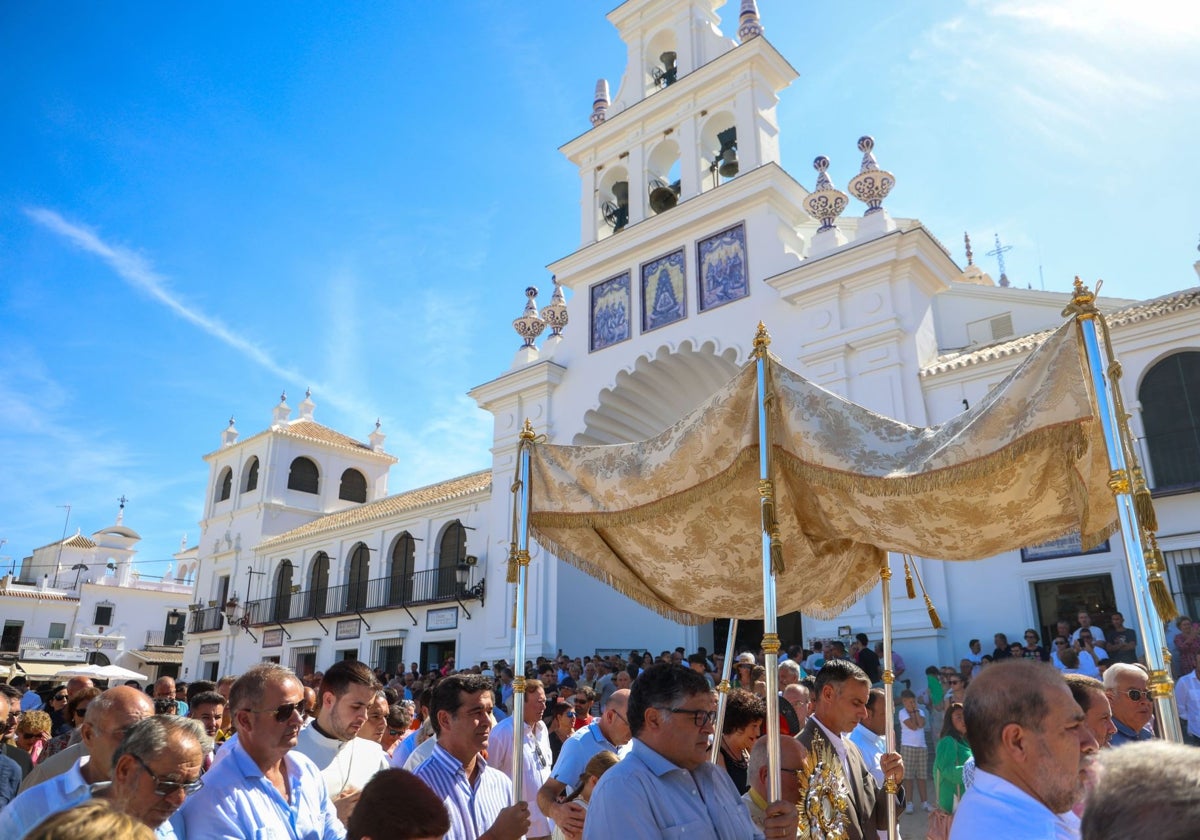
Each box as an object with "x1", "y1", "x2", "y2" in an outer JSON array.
[{"x1": 179, "y1": 0, "x2": 1200, "y2": 681}]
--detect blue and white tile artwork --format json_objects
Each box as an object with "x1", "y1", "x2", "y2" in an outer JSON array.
[
  {"x1": 641, "y1": 248, "x2": 686, "y2": 333},
  {"x1": 590, "y1": 271, "x2": 631, "y2": 351},
  {"x1": 697, "y1": 223, "x2": 749, "y2": 312}
]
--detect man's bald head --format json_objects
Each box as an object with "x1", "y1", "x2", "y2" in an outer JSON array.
[
  {"x1": 748, "y1": 735, "x2": 807, "y2": 804},
  {"x1": 964, "y1": 660, "x2": 1069, "y2": 769},
  {"x1": 81, "y1": 686, "x2": 156, "y2": 782},
  {"x1": 66, "y1": 676, "x2": 94, "y2": 696}
]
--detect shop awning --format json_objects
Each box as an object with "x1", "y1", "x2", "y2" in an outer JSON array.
[
  {"x1": 126, "y1": 648, "x2": 184, "y2": 666},
  {"x1": 13, "y1": 660, "x2": 86, "y2": 680}
]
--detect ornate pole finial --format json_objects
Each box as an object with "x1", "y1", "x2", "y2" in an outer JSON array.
[
  {"x1": 752, "y1": 322, "x2": 771, "y2": 357},
  {"x1": 542, "y1": 276, "x2": 569, "y2": 337},
  {"x1": 591, "y1": 79, "x2": 610, "y2": 127},
  {"x1": 519, "y1": 418, "x2": 536, "y2": 441},
  {"x1": 738, "y1": 0, "x2": 764, "y2": 40},
  {"x1": 847, "y1": 136, "x2": 895, "y2": 215},
  {"x1": 964, "y1": 232, "x2": 974, "y2": 265},
  {"x1": 803, "y1": 156, "x2": 849, "y2": 232},
  {"x1": 512, "y1": 286, "x2": 546, "y2": 349}
]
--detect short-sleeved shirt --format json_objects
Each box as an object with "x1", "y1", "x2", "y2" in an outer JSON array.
[
  {"x1": 413, "y1": 744, "x2": 512, "y2": 840},
  {"x1": 950, "y1": 768, "x2": 1074, "y2": 840},
  {"x1": 182, "y1": 737, "x2": 345, "y2": 840},
  {"x1": 1108, "y1": 626, "x2": 1138, "y2": 664},
  {"x1": 583, "y1": 738, "x2": 763, "y2": 840},
  {"x1": 551, "y1": 720, "x2": 618, "y2": 792},
  {"x1": 0, "y1": 756, "x2": 92, "y2": 838}
]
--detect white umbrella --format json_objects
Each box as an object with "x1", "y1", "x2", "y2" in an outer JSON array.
[
  {"x1": 53, "y1": 664, "x2": 106, "y2": 679},
  {"x1": 94, "y1": 664, "x2": 151, "y2": 682}
]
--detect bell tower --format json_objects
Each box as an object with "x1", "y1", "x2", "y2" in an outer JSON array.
[{"x1": 565, "y1": 0, "x2": 795, "y2": 246}]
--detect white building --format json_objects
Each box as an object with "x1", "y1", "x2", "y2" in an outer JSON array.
[
  {"x1": 1, "y1": 505, "x2": 193, "y2": 684},
  {"x1": 181, "y1": 0, "x2": 1200, "y2": 680}
]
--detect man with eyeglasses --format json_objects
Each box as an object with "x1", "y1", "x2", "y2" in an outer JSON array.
[
  {"x1": 182, "y1": 662, "x2": 344, "y2": 839},
  {"x1": 537, "y1": 688, "x2": 631, "y2": 837},
  {"x1": 584, "y1": 663, "x2": 798, "y2": 840},
  {"x1": 489, "y1": 678, "x2": 554, "y2": 840},
  {"x1": 1102, "y1": 663, "x2": 1154, "y2": 746},
  {"x1": 0, "y1": 685, "x2": 154, "y2": 837},
  {"x1": 98, "y1": 715, "x2": 208, "y2": 837},
  {"x1": 743, "y1": 735, "x2": 808, "y2": 833}
]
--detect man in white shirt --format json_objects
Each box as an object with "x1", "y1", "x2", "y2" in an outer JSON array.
[
  {"x1": 490, "y1": 678, "x2": 554, "y2": 839},
  {"x1": 848, "y1": 688, "x2": 888, "y2": 789},
  {"x1": 950, "y1": 659, "x2": 1099, "y2": 839},
  {"x1": 1176, "y1": 660, "x2": 1200, "y2": 744},
  {"x1": 294, "y1": 659, "x2": 390, "y2": 825},
  {"x1": 1069, "y1": 611, "x2": 1107, "y2": 650}
]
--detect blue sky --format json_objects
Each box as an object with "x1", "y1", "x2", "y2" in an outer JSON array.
[{"x1": 2, "y1": 1, "x2": 1198, "y2": 580}]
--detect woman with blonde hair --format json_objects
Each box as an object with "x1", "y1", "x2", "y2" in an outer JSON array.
[
  {"x1": 14, "y1": 710, "x2": 51, "y2": 765},
  {"x1": 553, "y1": 750, "x2": 619, "y2": 840},
  {"x1": 26, "y1": 799, "x2": 154, "y2": 840}
]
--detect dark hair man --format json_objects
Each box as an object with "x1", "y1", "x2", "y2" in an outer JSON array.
[
  {"x1": 953, "y1": 660, "x2": 1098, "y2": 837},
  {"x1": 347, "y1": 768, "x2": 450, "y2": 840},
  {"x1": 294, "y1": 659, "x2": 389, "y2": 824},
  {"x1": 183, "y1": 663, "x2": 342, "y2": 839},
  {"x1": 584, "y1": 663, "x2": 797, "y2": 839},
  {"x1": 797, "y1": 661, "x2": 904, "y2": 839},
  {"x1": 1064, "y1": 674, "x2": 1118, "y2": 749},
  {"x1": 412, "y1": 674, "x2": 529, "y2": 840}
]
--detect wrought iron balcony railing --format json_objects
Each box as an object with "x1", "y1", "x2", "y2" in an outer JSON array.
[{"x1": 188, "y1": 606, "x2": 225, "y2": 634}]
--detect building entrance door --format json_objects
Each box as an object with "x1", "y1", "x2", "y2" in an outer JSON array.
[
  {"x1": 420, "y1": 640, "x2": 455, "y2": 674},
  {"x1": 1032, "y1": 573, "x2": 1116, "y2": 644}
]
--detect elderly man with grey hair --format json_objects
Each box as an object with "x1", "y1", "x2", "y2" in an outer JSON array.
[
  {"x1": 1102, "y1": 663, "x2": 1154, "y2": 746},
  {"x1": 1080, "y1": 741, "x2": 1200, "y2": 840}
]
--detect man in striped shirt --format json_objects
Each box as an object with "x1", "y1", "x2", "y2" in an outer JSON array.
[{"x1": 413, "y1": 674, "x2": 529, "y2": 840}]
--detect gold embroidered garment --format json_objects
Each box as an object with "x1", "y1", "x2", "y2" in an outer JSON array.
[{"x1": 527, "y1": 322, "x2": 1117, "y2": 623}]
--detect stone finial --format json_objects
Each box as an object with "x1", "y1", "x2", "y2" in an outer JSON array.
[
  {"x1": 542, "y1": 276, "x2": 568, "y2": 337},
  {"x1": 847, "y1": 136, "x2": 895, "y2": 215},
  {"x1": 222, "y1": 415, "x2": 239, "y2": 447},
  {"x1": 512, "y1": 286, "x2": 546, "y2": 349},
  {"x1": 272, "y1": 391, "x2": 291, "y2": 428},
  {"x1": 299, "y1": 388, "x2": 316, "y2": 421},
  {"x1": 369, "y1": 418, "x2": 387, "y2": 452},
  {"x1": 803, "y1": 156, "x2": 849, "y2": 232},
  {"x1": 964, "y1": 232, "x2": 974, "y2": 265},
  {"x1": 738, "y1": 0, "x2": 764, "y2": 40},
  {"x1": 591, "y1": 79, "x2": 609, "y2": 127}
]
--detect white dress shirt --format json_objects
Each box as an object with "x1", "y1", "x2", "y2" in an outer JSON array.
[{"x1": 489, "y1": 715, "x2": 554, "y2": 836}]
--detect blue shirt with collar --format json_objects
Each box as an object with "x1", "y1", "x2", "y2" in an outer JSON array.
[
  {"x1": 0, "y1": 755, "x2": 93, "y2": 838},
  {"x1": 583, "y1": 738, "x2": 763, "y2": 840},
  {"x1": 181, "y1": 735, "x2": 344, "y2": 840},
  {"x1": 413, "y1": 743, "x2": 512, "y2": 840},
  {"x1": 1109, "y1": 718, "x2": 1153, "y2": 747},
  {"x1": 551, "y1": 719, "x2": 618, "y2": 791}
]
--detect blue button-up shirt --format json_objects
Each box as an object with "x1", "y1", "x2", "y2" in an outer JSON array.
[
  {"x1": 181, "y1": 736, "x2": 344, "y2": 840},
  {"x1": 583, "y1": 738, "x2": 763, "y2": 840},
  {"x1": 1109, "y1": 718, "x2": 1153, "y2": 747},
  {"x1": 551, "y1": 720, "x2": 618, "y2": 791},
  {"x1": 0, "y1": 756, "x2": 93, "y2": 838},
  {"x1": 413, "y1": 744, "x2": 513, "y2": 840}
]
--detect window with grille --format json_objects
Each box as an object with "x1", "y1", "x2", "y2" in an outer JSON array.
[
  {"x1": 339, "y1": 469, "x2": 367, "y2": 503},
  {"x1": 243, "y1": 457, "x2": 260, "y2": 492},
  {"x1": 216, "y1": 467, "x2": 233, "y2": 502},
  {"x1": 288, "y1": 457, "x2": 320, "y2": 494}
]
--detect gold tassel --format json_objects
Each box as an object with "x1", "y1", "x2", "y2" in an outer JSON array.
[
  {"x1": 925, "y1": 595, "x2": 944, "y2": 629},
  {"x1": 1149, "y1": 573, "x2": 1178, "y2": 623},
  {"x1": 903, "y1": 556, "x2": 916, "y2": 600},
  {"x1": 1133, "y1": 477, "x2": 1158, "y2": 532},
  {"x1": 506, "y1": 543, "x2": 519, "y2": 584}
]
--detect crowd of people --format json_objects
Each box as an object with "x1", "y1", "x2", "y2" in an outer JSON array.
[{"x1": 0, "y1": 613, "x2": 1196, "y2": 839}]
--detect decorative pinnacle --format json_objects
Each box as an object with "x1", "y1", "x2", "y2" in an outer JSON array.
[
  {"x1": 305, "y1": 387, "x2": 311, "y2": 399},
  {"x1": 542, "y1": 275, "x2": 569, "y2": 337},
  {"x1": 280, "y1": 391, "x2": 287, "y2": 403},
  {"x1": 847, "y1": 136, "x2": 895, "y2": 215},
  {"x1": 752, "y1": 322, "x2": 771, "y2": 356},
  {"x1": 964, "y1": 232, "x2": 974, "y2": 265},
  {"x1": 591, "y1": 79, "x2": 610, "y2": 127},
  {"x1": 228, "y1": 416, "x2": 235, "y2": 427},
  {"x1": 803, "y1": 156, "x2": 849, "y2": 232},
  {"x1": 738, "y1": 0, "x2": 763, "y2": 40},
  {"x1": 519, "y1": 418, "x2": 536, "y2": 440},
  {"x1": 512, "y1": 286, "x2": 546, "y2": 349}
]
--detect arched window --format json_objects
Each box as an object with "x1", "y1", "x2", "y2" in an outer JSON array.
[
  {"x1": 438, "y1": 521, "x2": 467, "y2": 598},
  {"x1": 390, "y1": 532, "x2": 416, "y2": 605},
  {"x1": 273, "y1": 560, "x2": 294, "y2": 623},
  {"x1": 339, "y1": 468, "x2": 368, "y2": 503},
  {"x1": 243, "y1": 457, "x2": 260, "y2": 493},
  {"x1": 346, "y1": 543, "x2": 370, "y2": 611},
  {"x1": 307, "y1": 552, "x2": 330, "y2": 617},
  {"x1": 215, "y1": 467, "x2": 233, "y2": 502},
  {"x1": 288, "y1": 457, "x2": 319, "y2": 494},
  {"x1": 1139, "y1": 351, "x2": 1200, "y2": 489}
]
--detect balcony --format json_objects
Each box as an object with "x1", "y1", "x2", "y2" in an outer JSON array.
[
  {"x1": 243, "y1": 567, "x2": 485, "y2": 627},
  {"x1": 144, "y1": 630, "x2": 186, "y2": 648},
  {"x1": 188, "y1": 607, "x2": 225, "y2": 634}
]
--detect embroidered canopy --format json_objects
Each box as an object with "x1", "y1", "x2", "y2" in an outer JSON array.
[{"x1": 526, "y1": 322, "x2": 1118, "y2": 623}]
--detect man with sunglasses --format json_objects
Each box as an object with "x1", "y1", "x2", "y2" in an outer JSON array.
[
  {"x1": 182, "y1": 663, "x2": 344, "y2": 839},
  {"x1": 489, "y1": 678, "x2": 553, "y2": 840},
  {"x1": 0, "y1": 685, "x2": 154, "y2": 837},
  {"x1": 100, "y1": 715, "x2": 209, "y2": 837},
  {"x1": 1102, "y1": 663, "x2": 1154, "y2": 746},
  {"x1": 584, "y1": 663, "x2": 798, "y2": 840}
]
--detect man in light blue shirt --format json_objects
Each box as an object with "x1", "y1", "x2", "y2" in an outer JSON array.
[
  {"x1": 1102, "y1": 664, "x2": 1155, "y2": 748},
  {"x1": 584, "y1": 663, "x2": 797, "y2": 840},
  {"x1": 950, "y1": 660, "x2": 1098, "y2": 840},
  {"x1": 0, "y1": 685, "x2": 154, "y2": 839},
  {"x1": 183, "y1": 663, "x2": 344, "y2": 840},
  {"x1": 847, "y1": 688, "x2": 888, "y2": 789}
]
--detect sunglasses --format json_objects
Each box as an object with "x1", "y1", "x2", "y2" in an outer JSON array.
[
  {"x1": 53, "y1": 694, "x2": 69, "y2": 701},
  {"x1": 948, "y1": 679, "x2": 963, "y2": 685},
  {"x1": 245, "y1": 701, "x2": 303, "y2": 723},
  {"x1": 132, "y1": 754, "x2": 204, "y2": 797},
  {"x1": 566, "y1": 711, "x2": 577, "y2": 718},
  {"x1": 664, "y1": 707, "x2": 718, "y2": 728},
  {"x1": 387, "y1": 728, "x2": 405, "y2": 736},
  {"x1": 19, "y1": 731, "x2": 45, "y2": 740},
  {"x1": 1122, "y1": 688, "x2": 1152, "y2": 702}
]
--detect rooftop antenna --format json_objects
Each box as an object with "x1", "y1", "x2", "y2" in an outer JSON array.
[{"x1": 986, "y1": 233, "x2": 1012, "y2": 287}]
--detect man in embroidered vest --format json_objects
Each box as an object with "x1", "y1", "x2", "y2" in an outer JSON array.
[{"x1": 796, "y1": 660, "x2": 904, "y2": 840}]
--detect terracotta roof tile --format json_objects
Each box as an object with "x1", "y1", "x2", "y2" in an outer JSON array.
[
  {"x1": 0, "y1": 588, "x2": 79, "y2": 602},
  {"x1": 922, "y1": 288, "x2": 1200, "y2": 376},
  {"x1": 259, "y1": 469, "x2": 492, "y2": 549},
  {"x1": 206, "y1": 419, "x2": 397, "y2": 463}
]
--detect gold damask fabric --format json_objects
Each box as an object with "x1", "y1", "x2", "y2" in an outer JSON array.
[{"x1": 527, "y1": 322, "x2": 1117, "y2": 624}]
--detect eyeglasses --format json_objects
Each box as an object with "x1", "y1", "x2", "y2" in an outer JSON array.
[
  {"x1": 663, "y1": 707, "x2": 717, "y2": 728},
  {"x1": 18, "y1": 731, "x2": 45, "y2": 741},
  {"x1": 1055, "y1": 640, "x2": 1068, "y2": 646},
  {"x1": 387, "y1": 728, "x2": 405, "y2": 736},
  {"x1": 566, "y1": 711, "x2": 577, "y2": 718},
  {"x1": 948, "y1": 679, "x2": 963, "y2": 686},
  {"x1": 245, "y1": 701, "x2": 303, "y2": 723},
  {"x1": 1122, "y1": 688, "x2": 1152, "y2": 702},
  {"x1": 131, "y1": 754, "x2": 204, "y2": 797},
  {"x1": 53, "y1": 694, "x2": 69, "y2": 701}
]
